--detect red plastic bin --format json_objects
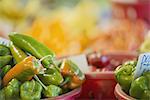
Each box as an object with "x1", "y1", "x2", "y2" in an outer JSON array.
[{"x1": 78, "y1": 52, "x2": 137, "y2": 100}]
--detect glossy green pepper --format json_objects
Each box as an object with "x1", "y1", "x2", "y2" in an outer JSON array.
[
  {"x1": 129, "y1": 72, "x2": 150, "y2": 99},
  {"x1": 10, "y1": 42, "x2": 27, "y2": 63},
  {"x1": 4, "y1": 78, "x2": 20, "y2": 99},
  {"x1": 9, "y1": 32, "x2": 55, "y2": 67},
  {"x1": 0, "y1": 45, "x2": 10, "y2": 56},
  {"x1": 38, "y1": 67, "x2": 64, "y2": 86},
  {"x1": 20, "y1": 80, "x2": 42, "y2": 100},
  {"x1": 115, "y1": 61, "x2": 136, "y2": 93},
  {"x1": 43, "y1": 85, "x2": 62, "y2": 97},
  {"x1": 0, "y1": 65, "x2": 11, "y2": 78},
  {"x1": 34, "y1": 75, "x2": 62, "y2": 98},
  {"x1": 0, "y1": 55, "x2": 12, "y2": 68}
]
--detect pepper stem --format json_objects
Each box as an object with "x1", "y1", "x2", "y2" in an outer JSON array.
[
  {"x1": 34, "y1": 75, "x2": 47, "y2": 90},
  {"x1": 39, "y1": 55, "x2": 60, "y2": 71}
]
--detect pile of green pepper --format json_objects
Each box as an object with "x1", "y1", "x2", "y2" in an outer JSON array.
[
  {"x1": 0, "y1": 32, "x2": 85, "y2": 100},
  {"x1": 115, "y1": 61, "x2": 150, "y2": 99}
]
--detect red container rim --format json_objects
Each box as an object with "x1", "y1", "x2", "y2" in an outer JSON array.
[
  {"x1": 85, "y1": 71, "x2": 115, "y2": 79},
  {"x1": 114, "y1": 84, "x2": 136, "y2": 100}
]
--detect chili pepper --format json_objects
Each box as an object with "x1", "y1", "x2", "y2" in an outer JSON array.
[
  {"x1": 20, "y1": 80, "x2": 42, "y2": 100},
  {"x1": 0, "y1": 65, "x2": 11, "y2": 78},
  {"x1": 34, "y1": 75, "x2": 62, "y2": 98},
  {"x1": 60, "y1": 59, "x2": 85, "y2": 89},
  {"x1": 38, "y1": 67, "x2": 64, "y2": 86},
  {"x1": 115, "y1": 61, "x2": 136, "y2": 93},
  {"x1": 0, "y1": 55, "x2": 12, "y2": 68},
  {"x1": 0, "y1": 45, "x2": 10, "y2": 56},
  {"x1": 10, "y1": 42, "x2": 27, "y2": 63},
  {"x1": 9, "y1": 32, "x2": 55, "y2": 67},
  {"x1": 3, "y1": 56, "x2": 42, "y2": 86},
  {"x1": 129, "y1": 72, "x2": 150, "y2": 99},
  {"x1": 43, "y1": 84, "x2": 62, "y2": 97},
  {"x1": 4, "y1": 78, "x2": 20, "y2": 99}
]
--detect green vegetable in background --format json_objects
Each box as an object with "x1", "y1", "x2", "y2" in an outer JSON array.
[
  {"x1": 129, "y1": 72, "x2": 150, "y2": 99},
  {"x1": 38, "y1": 67, "x2": 64, "y2": 86},
  {"x1": 4, "y1": 79, "x2": 20, "y2": 99},
  {"x1": 10, "y1": 42, "x2": 27, "y2": 63},
  {"x1": 0, "y1": 45, "x2": 10, "y2": 56},
  {"x1": 115, "y1": 61, "x2": 136, "y2": 93},
  {"x1": 0, "y1": 65, "x2": 11, "y2": 78},
  {"x1": 20, "y1": 80, "x2": 42, "y2": 100},
  {"x1": 43, "y1": 85, "x2": 62, "y2": 97},
  {"x1": 0, "y1": 55, "x2": 12, "y2": 68},
  {"x1": 9, "y1": 32, "x2": 55, "y2": 67}
]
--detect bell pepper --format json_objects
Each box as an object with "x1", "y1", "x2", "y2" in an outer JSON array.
[
  {"x1": 129, "y1": 72, "x2": 150, "y2": 99},
  {"x1": 20, "y1": 80, "x2": 42, "y2": 100},
  {"x1": 115, "y1": 61, "x2": 136, "y2": 93},
  {"x1": 4, "y1": 78, "x2": 20, "y2": 99},
  {"x1": 38, "y1": 67, "x2": 64, "y2": 86},
  {"x1": 0, "y1": 65, "x2": 11, "y2": 78},
  {"x1": 0, "y1": 55, "x2": 12, "y2": 68},
  {"x1": 10, "y1": 42, "x2": 27, "y2": 63},
  {"x1": 60, "y1": 59, "x2": 85, "y2": 89},
  {"x1": 3, "y1": 56, "x2": 42, "y2": 86},
  {"x1": 9, "y1": 32, "x2": 55, "y2": 67},
  {"x1": 0, "y1": 45, "x2": 10, "y2": 56}
]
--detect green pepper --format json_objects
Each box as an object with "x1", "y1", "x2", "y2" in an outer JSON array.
[
  {"x1": 0, "y1": 55, "x2": 12, "y2": 68},
  {"x1": 0, "y1": 89, "x2": 5, "y2": 100},
  {"x1": 9, "y1": 32, "x2": 55, "y2": 67},
  {"x1": 0, "y1": 45, "x2": 10, "y2": 56},
  {"x1": 10, "y1": 42, "x2": 27, "y2": 63},
  {"x1": 4, "y1": 78, "x2": 20, "y2": 99},
  {"x1": 115, "y1": 61, "x2": 136, "y2": 93},
  {"x1": 129, "y1": 72, "x2": 150, "y2": 99},
  {"x1": 43, "y1": 85, "x2": 62, "y2": 97},
  {"x1": 0, "y1": 65, "x2": 11, "y2": 78},
  {"x1": 60, "y1": 59, "x2": 85, "y2": 89},
  {"x1": 38, "y1": 67, "x2": 64, "y2": 86},
  {"x1": 34, "y1": 75, "x2": 62, "y2": 98},
  {"x1": 20, "y1": 80, "x2": 42, "y2": 100}
]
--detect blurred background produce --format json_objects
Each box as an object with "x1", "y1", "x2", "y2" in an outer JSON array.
[{"x1": 0, "y1": 0, "x2": 149, "y2": 56}]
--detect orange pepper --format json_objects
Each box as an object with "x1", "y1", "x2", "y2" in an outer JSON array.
[{"x1": 3, "y1": 56, "x2": 42, "y2": 86}]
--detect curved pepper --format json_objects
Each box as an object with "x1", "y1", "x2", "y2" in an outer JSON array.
[
  {"x1": 129, "y1": 72, "x2": 150, "y2": 99},
  {"x1": 38, "y1": 67, "x2": 64, "y2": 86},
  {"x1": 9, "y1": 32, "x2": 55, "y2": 67},
  {"x1": 20, "y1": 80, "x2": 42, "y2": 100},
  {"x1": 60, "y1": 59, "x2": 85, "y2": 89},
  {"x1": 10, "y1": 42, "x2": 27, "y2": 63},
  {"x1": 0, "y1": 65, "x2": 11, "y2": 78},
  {"x1": 3, "y1": 56, "x2": 42, "y2": 86},
  {"x1": 115, "y1": 61, "x2": 136, "y2": 93},
  {"x1": 0, "y1": 55, "x2": 12, "y2": 68},
  {"x1": 0, "y1": 45, "x2": 10, "y2": 56}
]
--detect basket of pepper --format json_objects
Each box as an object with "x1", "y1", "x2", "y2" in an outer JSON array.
[
  {"x1": 0, "y1": 32, "x2": 85, "y2": 100},
  {"x1": 115, "y1": 60, "x2": 150, "y2": 99}
]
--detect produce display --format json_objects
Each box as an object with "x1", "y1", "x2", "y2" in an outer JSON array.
[
  {"x1": 115, "y1": 60, "x2": 150, "y2": 99},
  {"x1": 0, "y1": 32, "x2": 85, "y2": 99}
]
